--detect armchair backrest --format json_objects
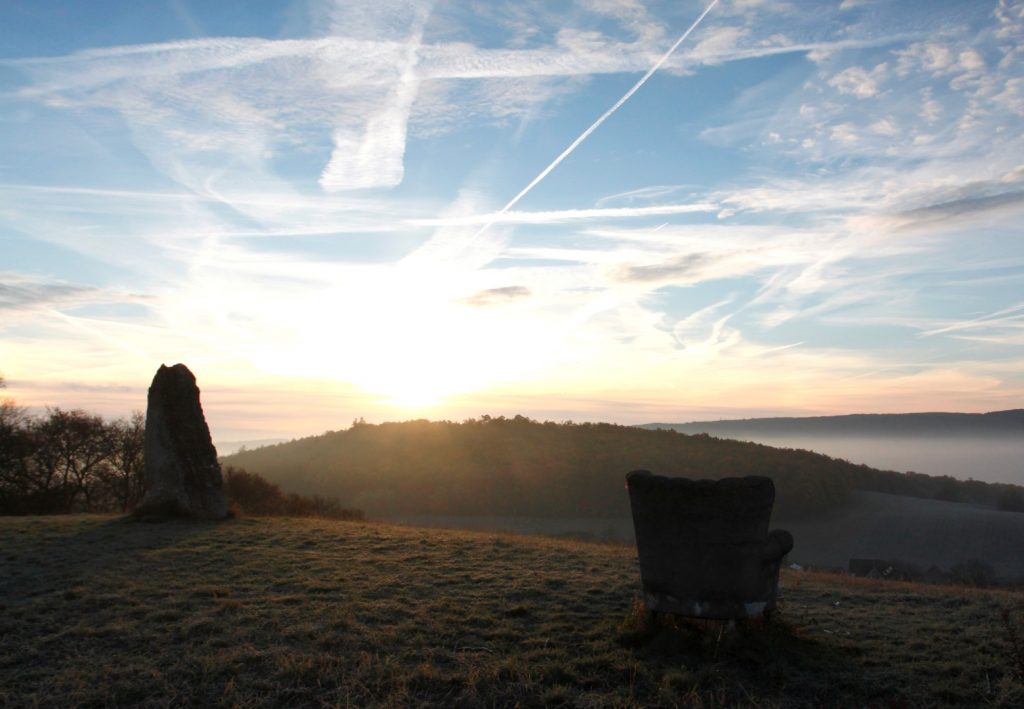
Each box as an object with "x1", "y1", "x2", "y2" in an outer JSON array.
[
  {"x1": 626, "y1": 470, "x2": 775, "y2": 544},
  {"x1": 626, "y1": 469, "x2": 792, "y2": 619}
]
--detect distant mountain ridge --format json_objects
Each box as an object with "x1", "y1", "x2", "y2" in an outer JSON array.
[{"x1": 642, "y1": 409, "x2": 1024, "y2": 438}]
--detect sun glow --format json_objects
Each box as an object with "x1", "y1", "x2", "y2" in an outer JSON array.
[{"x1": 245, "y1": 263, "x2": 560, "y2": 410}]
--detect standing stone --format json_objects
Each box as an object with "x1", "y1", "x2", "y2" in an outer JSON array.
[{"x1": 136, "y1": 364, "x2": 227, "y2": 519}]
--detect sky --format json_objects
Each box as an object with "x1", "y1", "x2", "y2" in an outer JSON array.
[{"x1": 1, "y1": 0, "x2": 1023, "y2": 444}]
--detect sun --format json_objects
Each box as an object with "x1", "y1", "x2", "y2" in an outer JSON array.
[
  {"x1": 248, "y1": 269, "x2": 558, "y2": 411},
  {"x1": 355, "y1": 352, "x2": 487, "y2": 409}
]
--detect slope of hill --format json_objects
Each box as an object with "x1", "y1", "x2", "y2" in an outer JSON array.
[
  {"x1": 786, "y1": 491, "x2": 1024, "y2": 582},
  {"x1": 2, "y1": 515, "x2": 1022, "y2": 706},
  {"x1": 644, "y1": 409, "x2": 1024, "y2": 438},
  {"x1": 222, "y1": 417, "x2": 1024, "y2": 520}
]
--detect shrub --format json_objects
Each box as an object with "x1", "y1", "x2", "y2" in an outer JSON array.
[
  {"x1": 949, "y1": 558, "x2": 996, "y2": 587},
  {"x1": 996, "y1": 486, "x2": 1024, "y2": 512},
  {"x1": 224, "y1": 466, "x2": 363, "y2": 520}
]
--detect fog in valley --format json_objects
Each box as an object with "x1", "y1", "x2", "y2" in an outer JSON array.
[{"x1": 714, "y1": 435, "x2": 1024, "y2": 487}]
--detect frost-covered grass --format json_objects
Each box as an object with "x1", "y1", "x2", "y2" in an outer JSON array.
[{"x1": 1, "y1": 514, "x2": 1022, "y2": 707}]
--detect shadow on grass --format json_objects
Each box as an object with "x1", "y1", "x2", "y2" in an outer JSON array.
[
  {"x1": 1, "y1": 514, "x2": 231, "y2": 603},
  {"x1": 615, "y1": 597, "x2": 864, "y2": 706}
]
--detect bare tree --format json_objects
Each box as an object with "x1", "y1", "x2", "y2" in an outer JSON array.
[
  {"x1": 0, "y1": 375, "x2": 35, "y2": 513},
  {"x1": 30, "y1": 409, "x2": 115, "y2": 512},
  {"x1": 0, "y1": 374, "x2": 147, "y2": 514},
  {"x1": 98, "y1": 411, "x2": 146, "y2": 512}
]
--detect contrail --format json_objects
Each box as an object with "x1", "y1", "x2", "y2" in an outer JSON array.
[{"x1": 473, "y1": 0, "x2": 720, "y2": 238}]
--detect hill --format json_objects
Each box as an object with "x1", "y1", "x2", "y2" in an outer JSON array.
[
  {"x1": 222, "y1": 417, "x2": 1024, "y2": 519},
  {"x1": 643, "y1": 409, "x2": 1024, "y2": 438},
  {"x1": 785, "y1": 491, "x2": 1024, "y2": 582},
  {"x1": 2, "y1": 515, "x2": 1022, "y2": 706},
  {"x1": 223, "y1": 417, "x2": 858, "y2": 519}
]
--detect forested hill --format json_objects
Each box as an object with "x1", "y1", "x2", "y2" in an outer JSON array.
[
  {"x1": 643, "y1": 409, "x2": 1024, "y2": 438},
  {"x1": 222, "y1": 417, "x2": 1024, "y2": 519}
]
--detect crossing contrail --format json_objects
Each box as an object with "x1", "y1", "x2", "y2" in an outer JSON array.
[{"x1": 473, "y1": 0, "x2": 720, "y2": 238}]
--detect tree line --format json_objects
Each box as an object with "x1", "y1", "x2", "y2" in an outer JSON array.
[
  {"x1": 0, "y1": 375, "x2": 363, "y2": 518},
  {"x1": 0, "y1": 385, "x2": 146, "y2": 514}
]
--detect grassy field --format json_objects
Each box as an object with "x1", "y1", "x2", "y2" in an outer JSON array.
[
  {"x1": 384, "y1": 490, "x2": 1024, "y2": 584},
  {"x1": 2, "y1": 515, "x2": 1023, "y2": 707}
]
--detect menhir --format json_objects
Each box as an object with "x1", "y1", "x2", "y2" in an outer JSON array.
[{"x1": 136, "y1": 364, "x2": 227, "y2": 519}]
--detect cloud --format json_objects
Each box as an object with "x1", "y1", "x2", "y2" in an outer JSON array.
[
  {"x1": 5, "y1": 20, "x2": 913, "y2": 94},
  {"x1": 7, "y1": 32, "x2": 666, "y2": 201},
  {"x1": 827, "y1": 63, "x2": 887, "y2": 98},
  {"x1": 483, "y1": 0, "x2": 721, "y2": 228},
  {"x1": 919, "y1": 87, "x2": 942, "y2": 122},
  {"x1": 893, "y1": 189, "x2": 1024, "y2": 228},
  {"x1": 572, "y1": 222, "x2": 850, "y2": 301},
  {"x1": 725, "y1": 6, "x2": 1024, "y2": 172},
  {"x1": 319, "y1": 0, "x2": 431, "y2": 190},
  {"x1": 991, "y1": 77, "x2": 1024, "y2": 116},
  {"x1": 715, "y1": 0, "x2": 796, "y2": 17},
  {"x1": 893, "y1": 41, "x2": 986, "y2": 93},
  {"x1": 327, "y1": 0, "x2": 430, "y2": 40},
  {"x1": 398, "y1": 190, "x2": 512, "y2": 274},
  {"x1": 690, "y1": 26, "x2": 750, "y2": 62},
  {"x1": 868, "y1": 117, "x2": 899, "y2": 136},
  {"x1": 918, "y1": 303, "x2": 1024, "y2": 342},
  {"x1": 0, "y1": 278, "x2": 103, "y2": 312},
  {"x1": 670, "y1": 298, "x2": 741, "y2": 353},
  {"x1": 407, "y1": 202, "x2": 717, "y2": 227},
  {"x1": 895, "y1": 41, "x2": 956, "y2": 76},
  {"x1": 829, "y1": 122, "x2": 859, "y2": 144},
  {"x1": 318, "y1": 45, "x2": 423, "y2": 190},
  {"x1": 595, "y1": 185, "x2": 694, "y2": 207},
  {"x1": 4, "y1": 20, "x2": 923, "y2": 202},
  {"x1": 714, "y1": 163, "x2": 1024, "y2": 237},
  {"x1": 613, "y1": 253, "x2": 713, "y2": 284},
  {"x1": 956, "y1": 48, "x2": 985, "y2": 74},
  {"x1": 577, "y1": 0, "x2": 666, "y2": 44},
  {"x1": 461, "y1": 285, "x2": 531, "y2": 306},
  {"x1": 0, "y1": 275, "x2": 155, "y2": 355}
]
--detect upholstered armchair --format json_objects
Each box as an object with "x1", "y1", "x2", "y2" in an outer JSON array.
[{"x1": 626, "y1": 470, "x2": 793, "y2": 619}]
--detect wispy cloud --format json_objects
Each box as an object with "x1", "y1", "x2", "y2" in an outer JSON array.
[
  {"x1": 407, "y1": 202, "x2": 717, "y2": 226},
  {"x1": 919, "y1": 303, "x2": 1024, "y2": 340},
  {"x1": 3, "y1": 10, "x2": 921, "y2": 207},
  {"x1": 319, "y1": 0, "x2": 431, "y2": 190},
  {"x1": 0, "y1": 277, "x2": 106, "y2": 313},
  {"x1": 461, "y1": 285, "x2": 531, "y2": 306},
  {"x1": 894, "y1": 190, "x2": 1024, "y2": 227},
  {"x1": 613, "y1": 253, "x2": 715, "y2": 284}
]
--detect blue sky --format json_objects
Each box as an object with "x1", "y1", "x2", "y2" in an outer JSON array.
[{"x1": 1, "y1": 0, "x2": 1022, "y2": 442}]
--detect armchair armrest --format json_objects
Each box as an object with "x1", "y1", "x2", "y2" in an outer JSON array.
[{"x1": 765, "y1": 529, "x2": 794, "y2": 561}]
